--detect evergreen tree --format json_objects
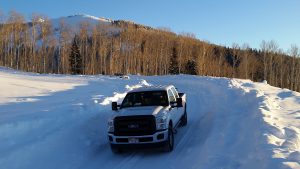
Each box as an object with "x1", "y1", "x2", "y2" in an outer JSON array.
[
  {"x1": 169, "y1": 46, "x2": 179, "y2": 74},
  {"x1": 185, "y1": 59, "x2": 197, "y2": 75},
  {"x1": 69, "y1": 35, "x2": 82, "y2": 74}
]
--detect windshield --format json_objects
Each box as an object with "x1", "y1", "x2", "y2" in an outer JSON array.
[{"x1": 121, "y1": 91, "x2": 168, "y2": 108}]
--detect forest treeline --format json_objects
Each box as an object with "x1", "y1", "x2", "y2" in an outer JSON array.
[{"x1": 0, "y1": 11, "x2": 300, "y2": 91}]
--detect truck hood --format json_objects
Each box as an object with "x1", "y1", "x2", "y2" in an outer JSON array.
[{"x1": 116, "y1": 106, "x2": 167, "y2": 117}]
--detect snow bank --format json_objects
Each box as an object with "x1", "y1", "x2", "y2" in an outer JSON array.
[
  {"x1": 239, "y1": 81, "x2": 300, "y2": 168},
  {"x1": 100, "y1": 79, "x2": 151, "y2": 105}
]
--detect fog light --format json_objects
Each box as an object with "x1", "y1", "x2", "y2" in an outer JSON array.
[{"x1": 157, "y1": 133, "x2": 164, "y2": 140}]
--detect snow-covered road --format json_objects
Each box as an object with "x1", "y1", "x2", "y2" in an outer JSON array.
[{"x1": 0, "y1": 68, "x2": 299, "y2": 169}]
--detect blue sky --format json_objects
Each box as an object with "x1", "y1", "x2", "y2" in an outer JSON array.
[{"x1": 1, "y1": 0, "x2": 299, "y2": 51}]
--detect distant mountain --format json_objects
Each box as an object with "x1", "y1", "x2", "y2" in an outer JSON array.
[
  {"x1": 47, "y1": 14, "x2": 114, "y2": 35},
  {"x1": 51, "y1": 14, "x2": 112, "y2": 27},
  {"x1": 35, "y1": 14, "x2": 154, "y2": 36}
]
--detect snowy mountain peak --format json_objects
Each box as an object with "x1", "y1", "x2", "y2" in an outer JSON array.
[
  {"x1": 37, "y1": 18, "x2": 45, "y2": 23},
  {"x1": 50, "y1": 14, "x2": 115, "y2": 33},
  {"x1": 66, "y1": 14, "x2": 113, "y2": 23}
]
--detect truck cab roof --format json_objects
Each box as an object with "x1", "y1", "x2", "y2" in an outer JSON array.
[{"x1": 128, "y1": 85, "x2": 175, "y2": 93}]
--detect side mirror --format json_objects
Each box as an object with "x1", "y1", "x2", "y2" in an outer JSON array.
[
  {"x1": 170, "y1": 101, "x2": 176, "y2": 108},
  {"x1": 176, "y1": 98, "x2": 183, "y2": 107},
  {"x1": 112, "y1": 102, "x2": 119, "y2": 111}
]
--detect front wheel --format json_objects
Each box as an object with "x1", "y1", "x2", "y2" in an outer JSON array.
[{"x1": 163, "y1": 125, "x2": 174, "y2": 152}]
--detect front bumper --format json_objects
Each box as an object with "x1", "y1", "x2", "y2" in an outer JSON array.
[{"x1": 108, "y1": 129, "x2": 168, "y2": 144}]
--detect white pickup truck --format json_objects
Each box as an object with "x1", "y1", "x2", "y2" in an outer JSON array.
[{"x1": 107, "y1": 85, "x2": 187, "y2": 153}]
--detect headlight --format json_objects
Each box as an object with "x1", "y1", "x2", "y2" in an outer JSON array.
[
  {"x1": 156, "y1": 115, "x2": 167, "y2": 130},
  {"x1": 108, "y1": 119, "x2": 114, "y2": 132}
]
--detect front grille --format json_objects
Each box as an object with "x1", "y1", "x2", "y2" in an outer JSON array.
[{"x1": 114, "y1": 115, "x2": 156, "y2": 136}]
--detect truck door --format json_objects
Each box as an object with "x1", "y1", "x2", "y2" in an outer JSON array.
[
  {"x1": 167, "y1": 89, "x2": 180, "y2": 124},
  {"x1": 171, "y1": 87, "x2": 184, "y2": 117}
]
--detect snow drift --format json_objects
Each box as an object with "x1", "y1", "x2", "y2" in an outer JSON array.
[{"x1": 0, "y1": 68, "x2": 299, "y2": 169}]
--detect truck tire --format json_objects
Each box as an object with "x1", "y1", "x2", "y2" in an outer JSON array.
[
  {"x1": 110, "y1": 144, "x2": 122, "y2": 154},
  {"x1": 163, "y1": 125, "x2": 174, "y2": 152},
  {"x1": 180, "y1": 104, "x2": 187, "y2": 126}
]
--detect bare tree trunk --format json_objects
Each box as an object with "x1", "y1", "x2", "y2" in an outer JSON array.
[
  {"x1": 260, "y1": 40, "x2": 268, "y2": 81},
  {"x1": 289, "y1": 45, "x2": 299, "y2": 90}
]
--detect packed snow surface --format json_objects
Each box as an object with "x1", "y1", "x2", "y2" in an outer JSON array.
[{"x1": 0, "y1": 68, "x2": 299, "y2": 169}]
